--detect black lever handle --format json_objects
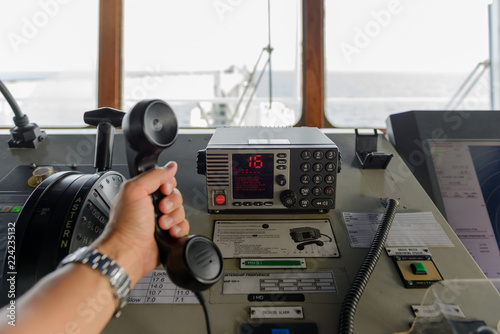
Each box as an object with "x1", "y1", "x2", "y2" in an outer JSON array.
[
  {"x1": 122, "y1": 100, "x2": 223, "y2": 291},
  {"x1": 84, "y1": 107, "x2": 126, "y2": 172}
]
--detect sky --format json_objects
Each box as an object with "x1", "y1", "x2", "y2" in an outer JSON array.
[{"x1": 0, "y1": 0, "x2": 492, "y2": 74}]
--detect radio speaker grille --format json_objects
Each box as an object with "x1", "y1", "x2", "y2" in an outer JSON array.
[{"x1": 206, "y1": 154, "x2": 229, "y2": 186}]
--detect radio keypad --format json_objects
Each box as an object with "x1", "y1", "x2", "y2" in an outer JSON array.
[{"x1": 297, "y1": 148, "x2": 337, "y2": 209}]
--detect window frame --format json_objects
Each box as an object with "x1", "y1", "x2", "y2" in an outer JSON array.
[{"x1": 97, "y1": 0, "x2": 326, "y2": 128}]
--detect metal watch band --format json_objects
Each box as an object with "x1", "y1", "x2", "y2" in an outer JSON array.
[{"x1": 58, "y1": 246, "x2": 131, "y2": 318}]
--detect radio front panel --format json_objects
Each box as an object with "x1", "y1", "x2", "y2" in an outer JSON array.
[{"x1": 204, "y1": 145, "x2": 339, "y2": 213}]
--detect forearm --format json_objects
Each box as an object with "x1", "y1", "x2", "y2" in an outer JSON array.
[{"x1": 0, "y1": 263, "x2": 117, "y2": 334}]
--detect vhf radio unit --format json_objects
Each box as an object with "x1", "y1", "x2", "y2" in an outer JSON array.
[{"x1": 197, "y1": 127, "x2": 341, "y2": 213}]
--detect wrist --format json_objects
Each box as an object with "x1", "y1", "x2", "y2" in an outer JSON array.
[{"x1": 91, "y1": 234, "x2": 144, "y2": 287}]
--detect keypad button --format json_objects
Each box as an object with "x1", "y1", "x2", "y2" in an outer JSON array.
[
  {"x1": 325, "y1": 162, "x2": 335, "y2": 172},
  {"x1": 299, "y1": 198, "x2": 310, "y2": 208},
  {"x1": 326, "y1": 150, "x2": 336, "y2": 160},
  {"x1": 300, "y1": 187, "x2": 310, "y2": 196},
  {"x1": 301, "y1": 150, "x2": 312, "y2": 160},
  {"x1": 313, "y1": 163, "x2": 323, "y2": 172},
  {"x1": 312, "y1": 198, "x2": 334, "y2": 208},
  {"x1": 312, "y1": 175, "x2": 323, "y2": 184},
  {"x1": 324, "y1": 187, "x2": 334, "y2": 196},
  {"x1": 313, "y1": 150, "x2": 324, "y2": 160},
  {"x1": 312, "y1": 187, "x2": 322, "y2": 196},
  {"x1": 300, "y1": 175, "x2": 311, "y2": 184},
  {"x1": 301, "y1": 163, "x2": 311, "y2": 172},
  {"x1": 324, "y1": 175, "x2": 335, "y2": 184}
]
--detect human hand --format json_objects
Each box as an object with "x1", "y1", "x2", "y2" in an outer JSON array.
[{"x1": 92, "y1": 161, "x2": 190, "y2": 286}]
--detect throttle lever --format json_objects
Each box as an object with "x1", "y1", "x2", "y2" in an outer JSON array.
[{"x1": 122, "y1": 100, "x2": 223, "y2": 291}]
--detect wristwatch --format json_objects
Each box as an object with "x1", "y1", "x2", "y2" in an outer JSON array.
[{"x1": 58, "y1": 246, "x2": 131, "y2": 318}]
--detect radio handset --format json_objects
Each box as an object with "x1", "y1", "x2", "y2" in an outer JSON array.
[{"x1": 122, "y1": 100, "x2": 223, "y2": 291}]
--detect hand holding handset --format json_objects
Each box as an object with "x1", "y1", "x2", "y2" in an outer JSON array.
[{"x1": 122, "y1": 100, "x2": 223, "y2": 291}]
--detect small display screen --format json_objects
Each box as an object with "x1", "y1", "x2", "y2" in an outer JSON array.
[{"x1": 232, "y1": 154, "x2": 274, "y2": 199}]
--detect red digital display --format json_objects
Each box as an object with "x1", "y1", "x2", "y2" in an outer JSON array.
[{"x1": 232, "y1": 154, "x2": 274, "y2": 199}]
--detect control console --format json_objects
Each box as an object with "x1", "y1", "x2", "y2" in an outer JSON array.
[{"x1": 197, "y1": 127, "x2": 341, "y2": 213}]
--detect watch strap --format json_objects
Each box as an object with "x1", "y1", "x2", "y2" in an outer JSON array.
[{"x1": 58, "y1": 247, "x2": 131, "y2": 318}]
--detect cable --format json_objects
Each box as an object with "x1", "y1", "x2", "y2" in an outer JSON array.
[
  {"x1": 0, "y1": 79, "x2": 28, "y2": 126},
  {"x1": 338, "y1": 198, "x2": 399, "y2": 334},
  {"x1": 321, "y1": 233, "x2": 333, "y2": 242},
  {"x1": 195, "y1": 290, "x2": 213, "y2": 334}
]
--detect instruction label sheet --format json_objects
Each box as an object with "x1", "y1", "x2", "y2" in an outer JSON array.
[{"x1": 213, "y1": 220, "x2": 339, "y2": 258}]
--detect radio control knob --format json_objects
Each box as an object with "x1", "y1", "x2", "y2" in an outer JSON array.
[
  {"x1": 280, "y1": 190, "x2": 297, "y2": 208},
  {"x1": 276, "y1": 174, "x2": 286, "y2": 186}
]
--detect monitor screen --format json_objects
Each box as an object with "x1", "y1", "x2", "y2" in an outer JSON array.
[{"x1": 428, "y1": 140, "x2": 500, "y2": 285}]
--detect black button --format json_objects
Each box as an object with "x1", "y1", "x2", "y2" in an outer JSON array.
[
  {"x1": 301, "y1": 163, "x2": 311, "y2": 172},
  {"x1": 324, "y1": 187, "x2": 334, "y2": 196},
  {"x1": 243, "y1": 202, "x2": 252, "y2": 206},
  {"x1": 312, "y1": 187, "x2": 322, "y2": 196},
  {"x1": 312, "y1": 198, "x2": 334, "y2": 208},
  {"x1": 301, "y1": 150, "x2": 312, "y2": 160},
  {"x1": 312, "y1": 175, "x2": 323, "y2": 184},
  {"x1": 325, "y1": 162, "x2": 335, "y2": 172},
  {"x1": 300, "y1": 187, "x2": 310, "y2": 196},
  {"x1": 264, "y1": 202, "x2": 273, "y2": 206},
  {"x1": 253, "y1": 202, "x2": 263, "y2": 206},
  {"x1": 232, "y1": 202, "x2": 242, "y2": 206},
  {"x1": 276, "y1": 174, "x2": 287, "y2": 186},
  {"x1": 299, "y1": 198, "x2": 310, "y2": 208},
  {"x1": 326, "y1": 150, "x2": 336, "y2": 160},
  {"x1": 277, "y1": 153, "x2": 287, "y2": 158},
  {"x1": 324, "y1": 175, "x2": 335, "y2": 184},
  {"x1": 313, "y1": 150, "x2": 324, "y2": 160},
  {"x1": 313, "y1": 163, "x2": 323, "y2": 172},
  {"x1": 277, "y1": 165, "x2": 287, "y2": 170},
  {"x1": 300, "y1": 175, "x2": 311, "y2": 184},
  {"x1": 277, "y1": 159, "x2": 287, "y2": 164}
]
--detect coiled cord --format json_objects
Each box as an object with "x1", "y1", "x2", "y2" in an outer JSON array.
[{"x1": 338, "y1": 198, "x2": 399, "y2": 334}]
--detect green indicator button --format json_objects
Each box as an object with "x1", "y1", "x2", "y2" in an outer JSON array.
[
  {"x1": 245, "y1": 260, "x2": 302, "y2": 266},
  {"x1": 10, "y1": 206, "x2": 23, "y2": 213},
  {"x1": 411, "y1": 262, "x2": 427, "y2": 275}
]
